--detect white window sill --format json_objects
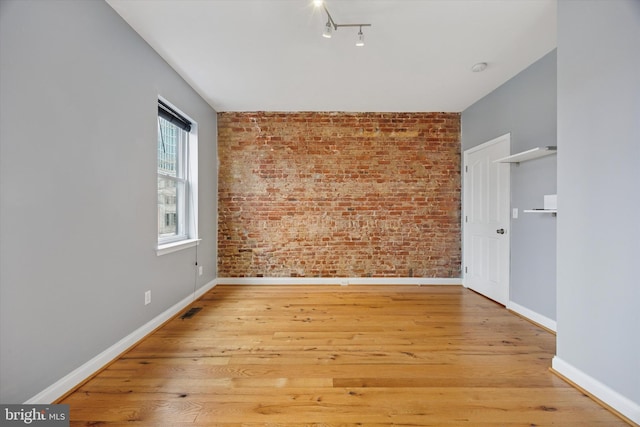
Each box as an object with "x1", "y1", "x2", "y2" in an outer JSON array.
[{"x1": 156, "y1": 238, "x2": 201, "y2": 256}]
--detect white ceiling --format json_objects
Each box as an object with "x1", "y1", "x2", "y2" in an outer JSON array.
[{"x1": 106, "y1": 0, "x2": 557, "y2": 113}]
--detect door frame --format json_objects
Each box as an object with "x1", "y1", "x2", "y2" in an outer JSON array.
[{"x1": 462, "y1": 133, "x2": 511, "y2": 301}]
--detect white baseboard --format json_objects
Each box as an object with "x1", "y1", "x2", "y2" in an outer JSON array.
[
  {"x1": 216, "y1": 277, "x2": 462, "y2": 286},
  {"x1": 552, "y1": 356, "x2": 640, "y2": 424},
  {"x1": 25, "y1": 279, "x2": 217, "y2": 404},
  {"x1": 507, "y1": 300, "x2": 557, "y2": 332}
]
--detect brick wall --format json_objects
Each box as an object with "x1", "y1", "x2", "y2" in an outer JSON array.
[{"x1": 217, "y1": 112, "x2": 461, "y2": 278}]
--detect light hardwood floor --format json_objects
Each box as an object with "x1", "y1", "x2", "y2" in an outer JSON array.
[{"x1": 61, "y1": 285, "x2": 629, "y2": 426}]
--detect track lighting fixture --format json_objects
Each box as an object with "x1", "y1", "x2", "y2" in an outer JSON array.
[
  {"x1": 314, "y1": 1, "x2": 371, "y2": 46},
  {"x1": 322, "y1": 19, "x2": 333, "y2": 38},
  {"x1": 356, "y1": 27, "x2": 364, "y2": 47}
]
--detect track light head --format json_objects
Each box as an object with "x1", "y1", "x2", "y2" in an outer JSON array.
[
  {"x1": 356, "y1": 27, "x2": 364, "y2": 47},
  {"x1": 322, "y1": 20, "x2": 333, "y2": 38}
]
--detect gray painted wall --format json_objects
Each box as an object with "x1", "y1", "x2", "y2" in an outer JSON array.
[
  {"x1": 557, "y1": 0, "x2": 640, "y2": 405},
  {"x1": 0, "y1": 0, "x2": 217, "y2": 403},
  {"x1": 462, "y1": 50, "x2": 557, "y2": 321}
]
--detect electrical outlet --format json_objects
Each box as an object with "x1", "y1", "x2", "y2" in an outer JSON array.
[
  {"x1": 198, "y1": 266, "x2": 203, "y2": 276},
  {"x1": 144, "y1": 290, "x2": 151, "y2": 306}
]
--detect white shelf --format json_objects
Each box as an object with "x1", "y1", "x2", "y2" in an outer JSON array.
[
  {"x1": 524, "y1": 209, "x2": 557, "y2": 215},
  {"x1": 494, "y1": 146, "x2": 557, "y2": 164}
]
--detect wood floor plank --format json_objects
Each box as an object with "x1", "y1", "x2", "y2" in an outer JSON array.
[{"x1": 61, "y1": 285, "x2": 629, "y2": 426}]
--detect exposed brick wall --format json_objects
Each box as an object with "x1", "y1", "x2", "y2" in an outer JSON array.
[{"x1": 217, "y1": 112, "x2": 461, "y2": 278}]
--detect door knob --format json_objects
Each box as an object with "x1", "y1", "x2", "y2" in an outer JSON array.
[{"x1": 496, "y1": 228, "x2": 505, "y2": 234}]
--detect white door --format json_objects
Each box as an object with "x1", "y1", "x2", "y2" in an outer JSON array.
[{"x1": 463, "y1": 134, "x2": 510, "y2": 305}]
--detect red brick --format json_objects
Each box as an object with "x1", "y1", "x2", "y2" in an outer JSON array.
[{"x1": 218, "y1": 112, "x2": 461, "y2": 278}]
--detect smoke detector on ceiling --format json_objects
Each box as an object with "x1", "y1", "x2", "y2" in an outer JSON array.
[{"x1": 471, "y1": 62, "x2": 488, "y2": 72}]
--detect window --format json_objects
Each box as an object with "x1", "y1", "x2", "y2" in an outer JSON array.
[{"x1": 157, "y1": 99, "x2": 197, "y2": 251}]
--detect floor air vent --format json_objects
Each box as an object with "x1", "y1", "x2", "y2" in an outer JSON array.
[{"x1": 180, "y1": 307, "x2": 202, "y2": 319}]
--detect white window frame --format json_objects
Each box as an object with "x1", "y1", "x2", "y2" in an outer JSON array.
[{"x1": 156, "y1": 97, "x2": 199, "y2": 256}]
